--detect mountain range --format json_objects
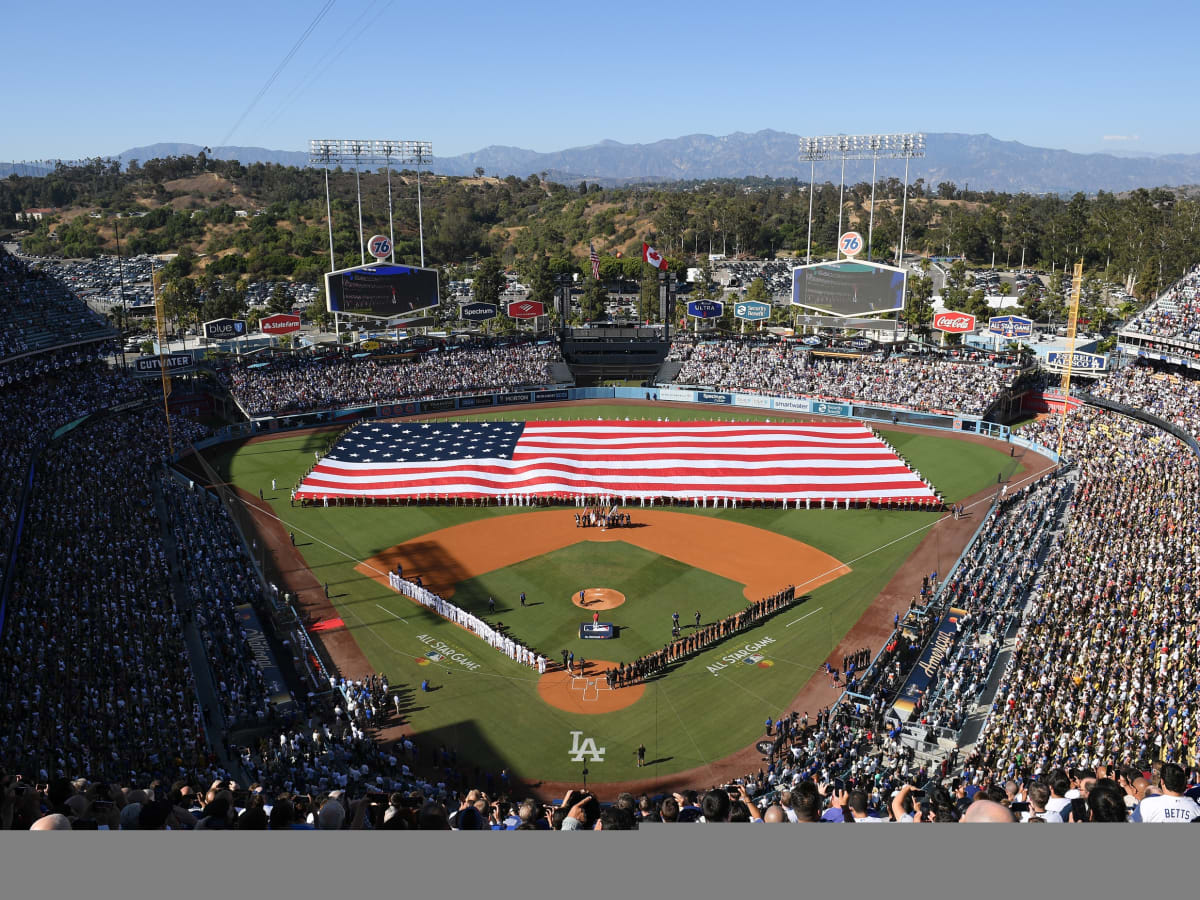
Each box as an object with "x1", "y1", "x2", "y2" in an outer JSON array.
[{"x1": 8, "y1": 132, "x2": 1200, "y2": 194}]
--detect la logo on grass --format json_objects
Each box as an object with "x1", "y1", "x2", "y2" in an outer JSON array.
[{"x1": 568, "y1": 731, "x2": 606, "y2": 762}]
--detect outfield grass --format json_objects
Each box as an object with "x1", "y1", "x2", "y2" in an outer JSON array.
[{"x1": 207, "y1": 405, "x2": 1014, "y2": 783}]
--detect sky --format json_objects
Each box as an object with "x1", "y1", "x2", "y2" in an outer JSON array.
[{"x1": 5, "y1": 0, "x2": 1199, "y2": 162}]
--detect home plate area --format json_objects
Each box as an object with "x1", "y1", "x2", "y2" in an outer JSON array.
[{"x1": 537, "y1": 660, "x2": 644, "y2": 714}]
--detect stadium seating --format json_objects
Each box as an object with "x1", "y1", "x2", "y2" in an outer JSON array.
[
  {"x1": 667, "y1": 337, "x2": 1016, "y2": 416},
  {"x1": 8, "y1": 259, "x2": 1200, "y2": 827},
  {"x1": 0, "y1": 247, "x2": 116, "y2": 362},
  {"x1": 224, "y1": 342, "x2": 567, "y2": 417}
]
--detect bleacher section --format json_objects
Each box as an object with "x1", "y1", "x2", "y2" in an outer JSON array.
[{"x1": 0, "y1": 247, "x2": 117, "y2": 363}]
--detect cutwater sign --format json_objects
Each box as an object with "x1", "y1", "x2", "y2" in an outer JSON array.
[
  {"x1": 1047, "y1": 350, "x2": 1107, "y2": 371},
  {"x1": 987, "y1": 315, "x2": 1033, "y2": 338},
  {"x1": 734, "y1": 300, "x2": 770, "y2": 321},
  {"x1": 687, "y1": 299, "x2": 723, "y2": 319},
  {"x1": 134, "y1": 352, "x2": 196, "y2": 377}
]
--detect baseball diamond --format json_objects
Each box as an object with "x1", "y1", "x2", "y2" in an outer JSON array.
[{"x1": 199, "y1": 398, "x2": 1047, "y2": 790}]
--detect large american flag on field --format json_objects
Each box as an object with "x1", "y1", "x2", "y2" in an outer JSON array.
[{"x1": 293, "y1": 420, "x2": 938, "y2": 502}]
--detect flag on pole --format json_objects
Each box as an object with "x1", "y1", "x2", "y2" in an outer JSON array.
[
  {"x1": 590, "y1": 243, "x2": 600, "y2": 280},
  {"x1": 642, "y1": 242, "x2": 668, "y2": 271},
  {"x1": 293, "y1": 420, "x2": 938, "y2": 502}
]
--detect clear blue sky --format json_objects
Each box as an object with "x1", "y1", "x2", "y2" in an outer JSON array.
[{"x1": 4, "y1": 0, "x2": 1197, "y2": 161}]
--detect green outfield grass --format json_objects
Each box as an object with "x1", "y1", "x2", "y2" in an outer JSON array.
[{"x1": 205, "y1": 405, "x2": 1016, "y2": 784}]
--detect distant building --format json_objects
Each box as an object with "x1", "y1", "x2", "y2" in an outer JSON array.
[{"x1": 15, "y1": 208, "x2": 54, "y2": 222}]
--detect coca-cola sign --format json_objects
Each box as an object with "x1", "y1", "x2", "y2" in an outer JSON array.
[{"x1": 933, "y1": 311, "x2": 976, "y2": 333}]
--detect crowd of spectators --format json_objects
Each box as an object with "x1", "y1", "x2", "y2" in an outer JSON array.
[
  {"x1": 159, "y1": 476, "x2": 278, "y2": 732},
  {"x1": 0, "y1": 360, "x2": 146, "y2": 596},
  {"x1": 0, "y1": 403, "x2": 213, "y2": 785},
  {"x1": 1121, "y1": 264, "x2": 1200, "y2": 344},
  {"x1": 224, "y1": 343, "x2": 566, "y2": 416},
  {"x1": 0, "y1": 247, "x2": 116, "y2": 360},
  {"x1": 969, "y1": 404, "x2": 1200, "y2": 784},
  {"x1": 668, "y1": 339, "x2": 1015, "y2": 415},
  {"x1": 10, "y1": 271, "x2": 1200, "y2": 827},
  {"x1": 1087, "y1": 359, "x2": 1200, "y2": 441}
]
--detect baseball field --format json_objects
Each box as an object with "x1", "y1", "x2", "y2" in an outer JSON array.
[{"x1": 201, "y1": 402, "x2": 1032, "y2": 793}]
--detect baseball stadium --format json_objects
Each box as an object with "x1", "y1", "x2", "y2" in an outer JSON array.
[{"x1": 5, "y1": 199, "x2": 1200, "y2": 832}]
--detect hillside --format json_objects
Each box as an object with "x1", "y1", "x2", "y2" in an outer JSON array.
[{"x1": 2, "y1": 154, "x2": 1198, "y2": 306}]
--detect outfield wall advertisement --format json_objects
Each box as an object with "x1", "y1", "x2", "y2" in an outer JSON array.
[{"x1": 250, "y1": 386, "x2": 1008, "y2": 447}]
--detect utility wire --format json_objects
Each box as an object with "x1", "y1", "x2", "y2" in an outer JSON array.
[{"x1": 216, "y1": 0, "x2": 337, "y2": 149}]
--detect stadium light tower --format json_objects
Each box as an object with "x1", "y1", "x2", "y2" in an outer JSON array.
[
  {"x1": 798, "y1": 133, "x2": 926, "y2": 262},
  {"x1": 309, "y1": 138, "x2": 434, "y2": 271},
  {"x1": 895, "y1": 133, "x2": 926, "y2": 269},
  {"x1": 798, "y1": 137, "x2": 829, "y2": 265}
]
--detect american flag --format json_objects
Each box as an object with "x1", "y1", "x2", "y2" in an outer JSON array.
[
  {"x1": 589, "y1": 243, "x2": 600, "y2": 280},
  {"x1": 293, "y1": 420, "x2": 938, "y2": 502}
]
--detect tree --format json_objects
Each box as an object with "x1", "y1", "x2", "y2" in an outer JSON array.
[
  {"x1": 905, "y1": 262, "x2": 934, "y2": 338},
  {"x1": 472, "y1": 257, "x2": 505, "y2": 306},
  {"x1": 744, "y1": 277, "x2": 769, "y2": 304},
  {"x1": 639, "y1": 268, "x2": 659, "y2": 323},
  {"x1": 267, "y1": 282, "x2": 291, "y2": 314},
  {"x1": 942, "y1": 259, "x2": 970, "y2": 310},
  {"x1": 580, "y1": 276, "x2": 608, "y2": 321},
  {"x1": 305, "y1": 298, "x2": 331, "y2": 331},
  {"x1": 525, "y1": 255, "x2": 555, "y2": 307}
]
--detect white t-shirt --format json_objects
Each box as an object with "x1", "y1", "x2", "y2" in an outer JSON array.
[{"x1": 1135, "y1": 794, "x2": 1200, "y2": 822}]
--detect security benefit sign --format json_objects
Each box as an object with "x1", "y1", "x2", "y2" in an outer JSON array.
[
  {"x1": 734, "y1": 300, "x2": 770, "y2": 321},
  {"x1": 687, "y1": 299, "x2": 724, "y2": 319},
  {"x1": 891, "y1": 607, "x2": 967, "y2": 721}
]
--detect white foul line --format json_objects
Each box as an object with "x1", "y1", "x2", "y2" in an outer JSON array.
[
  {"x1": 786, "y1": 606, "x2": 825, "y2": 628},
  {"x1": 375, "y1": 603, "x2": 409, "y2": 624}
]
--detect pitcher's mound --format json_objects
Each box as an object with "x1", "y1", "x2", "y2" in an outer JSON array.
[
  {"x1": 537, "y1": 660, "x2": 645, "y2": 714},
  {"x1": 572, "y1": 588, "x2": 625, "y2": 610}
]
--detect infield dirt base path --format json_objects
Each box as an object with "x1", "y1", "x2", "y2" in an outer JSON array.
[
  {"x1": 537, "y1": 660, "x2": 645, "y2": 714},
  {"x1": 356, "y1": 509, "x2": 850, "y2": 605}
]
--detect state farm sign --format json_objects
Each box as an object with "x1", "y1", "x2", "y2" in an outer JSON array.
[
  {"x1": 933, "y1": 311, "x2": 976, "y2": 333},
  {"x1": 260, "y1": 313, "x2": 301, "y2": 335}
]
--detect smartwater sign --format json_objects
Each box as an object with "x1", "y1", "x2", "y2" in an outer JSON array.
[
  {"x1": 1047, "y1": 350, "x2": 1107, "y2": 371},
  {"x1": 772, "y1": 397, "x2": 811, "y2": 413}
]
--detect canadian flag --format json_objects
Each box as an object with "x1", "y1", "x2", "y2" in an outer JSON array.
[{"x1": 642, "y1": 242, "x2": 668, "y2": 270}]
